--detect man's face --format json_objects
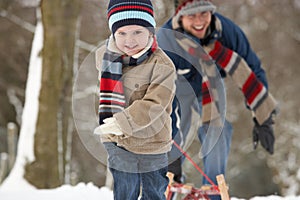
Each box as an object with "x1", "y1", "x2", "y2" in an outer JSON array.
[{"x1": 181, "y1": 11, "x2": 212, "y2": 39}]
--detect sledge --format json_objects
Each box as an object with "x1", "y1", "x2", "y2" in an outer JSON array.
[
  {"x1": 166, "y1": 141, "x2": 230, "y2": 200},
  {"x1": 165, "y1": 173, "x2": 230, "y2": 200}
]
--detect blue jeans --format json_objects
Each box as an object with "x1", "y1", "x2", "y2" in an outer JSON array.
[
  {"x1": 110, "y1": 167, "x2": 168, "y2": 200},
  {"x1": 198, "y1": 120, "x2": 233, "y2": 200},
  {"x1": 198, "y1": 120, "x2": 233, "y2": 185},
  {"x1": 104, "y1": 142, "x2": 169, "y2": 200}
]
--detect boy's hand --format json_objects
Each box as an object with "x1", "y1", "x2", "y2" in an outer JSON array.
[{"x1": 94, "y1": 117, "x2": 123, "y2": 136}]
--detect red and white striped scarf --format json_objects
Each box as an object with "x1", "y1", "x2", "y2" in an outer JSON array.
[{"x1": 205, "y1": 40, "x2": 278, "y2": 124}]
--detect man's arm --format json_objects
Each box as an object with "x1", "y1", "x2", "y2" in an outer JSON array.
[{"x1": 216, "y1": 13, "x2": 268, "y2": 88}]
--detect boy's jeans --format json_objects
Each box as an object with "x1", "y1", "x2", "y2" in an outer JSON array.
[
  {"x1": 104, "y1": 142, "x2": 169, "y2": 200},
  {"x1": 110, "y1": 167, "x2": 168, "y2": 200}
]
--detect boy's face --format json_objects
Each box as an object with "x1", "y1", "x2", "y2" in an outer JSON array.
[
  {"x1": 181, "y1": 11, "x2": 212, "y2": 39},
  {"x1": 114, "y1": 25, "x2": 151, "y2": 56}
]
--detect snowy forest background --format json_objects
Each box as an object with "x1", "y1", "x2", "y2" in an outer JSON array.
[{"x1": 0, "y1": 0, "x2": 300, "y2": 199}]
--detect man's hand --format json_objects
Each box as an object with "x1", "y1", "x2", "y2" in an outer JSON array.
[
  {"x1": 94, "y1": 117, "x2": 123, "y2": 136},
  {"x1": 252, "y1": 116, "x2": 275, "y2": 154}
]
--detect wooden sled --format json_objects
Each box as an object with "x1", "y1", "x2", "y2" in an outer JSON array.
[{"x1": 165, "y1": 172, "x2": 230, "y2": 200}]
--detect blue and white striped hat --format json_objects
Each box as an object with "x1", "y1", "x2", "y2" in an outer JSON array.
[{"x1": 107, "y1": 0, "x2": 156, "y2": 34}]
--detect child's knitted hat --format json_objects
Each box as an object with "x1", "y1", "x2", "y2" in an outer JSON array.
[
  {"x1": 107, "y1": 0, "x2": 156, "y2": 34},
  {"x1": 174, "y1": 0, "x2": 216, "y2": 20}
]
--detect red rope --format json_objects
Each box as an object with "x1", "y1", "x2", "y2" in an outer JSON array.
[{"x1": 172, "y1": 140, "x2": 220, "y2": 192}]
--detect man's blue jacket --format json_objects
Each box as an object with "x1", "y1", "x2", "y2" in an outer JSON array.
[{"x1": 157, "y1": 13, "x2": 268, "y2": 138}]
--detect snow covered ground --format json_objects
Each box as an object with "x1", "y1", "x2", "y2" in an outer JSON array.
[
  {"x1": 0, "y1": 183, "x2": 113, "y2": 200},
  {"x1": 0, "y1": 182, "x2": 300, "y2": 200}
]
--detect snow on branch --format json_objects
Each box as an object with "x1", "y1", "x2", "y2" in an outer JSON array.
[{"x1": 0, "y1": 9, "x2": 35, "y2": 33}]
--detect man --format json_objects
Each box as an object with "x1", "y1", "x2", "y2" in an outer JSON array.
[{"x1": 157, "y1": 1, "x2": 278, "y2": 199}]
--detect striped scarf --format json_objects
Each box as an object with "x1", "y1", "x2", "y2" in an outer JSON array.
[
  {"x1": 205, "y1": 41, "x2": 278, "y2": 125},
  {"x1": 171, "y1": 19, "x2": 277, "y2": 125},
  {"x1": 98, "y1": 36, "x2": 158, "y2": 125}
]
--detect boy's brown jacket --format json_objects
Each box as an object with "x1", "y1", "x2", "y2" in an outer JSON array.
[{"x1": 96, "y1": 43, "x2": 176, "y2": 155}]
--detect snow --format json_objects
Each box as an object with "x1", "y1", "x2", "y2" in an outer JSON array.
[
  {"x1": 249, "y1": 197, "x2": 300, "y2": 200},
  {"x1": 0, "y1": 182, "x2": 300, "y2": 200},
  {"x1": 0, "y1": 183, "x2": 113, "y2": 200}
]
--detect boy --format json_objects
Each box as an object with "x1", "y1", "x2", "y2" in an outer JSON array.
[{"x1": 94, "y1": 0, "x2": 176, "y2": 199}]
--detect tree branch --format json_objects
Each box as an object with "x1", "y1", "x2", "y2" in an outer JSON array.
[{"x1": 0, "y1": 9, "x2": 36, "y2": 33}]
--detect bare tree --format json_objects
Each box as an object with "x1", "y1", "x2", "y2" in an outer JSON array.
[{"x1": 24, "y1": 0, "x2": 81, "y2": 188}]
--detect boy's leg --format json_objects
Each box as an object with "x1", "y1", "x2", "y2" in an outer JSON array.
[
  {"x1": 104, "y1": 142, "x2": 140, "y2": 200},
  {"x1": 109, "y1": 168, "x2": 140, "y2": 200},
  {"x1": 140, "y1": 166, "x2": 169, "y2": 200}
]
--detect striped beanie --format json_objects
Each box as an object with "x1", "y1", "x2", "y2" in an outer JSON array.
[
  {"x1": 174, "y1": 0, "x2": 216, "y2": 21},
  {"x1": 107, "y1": 0, "x2": 156, "y2": 34}
]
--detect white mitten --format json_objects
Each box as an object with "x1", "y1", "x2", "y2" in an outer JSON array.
[{"x1": 94, "y1": 117, "x2": 123, "y2": 136}]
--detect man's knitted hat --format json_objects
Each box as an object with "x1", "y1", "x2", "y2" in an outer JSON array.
[
  {"x1": 107, "y1": 0, "x2": 156, "y2": 34},
  {"x1": 174, "y1": 0, "x2": 216, "y2": 20}
]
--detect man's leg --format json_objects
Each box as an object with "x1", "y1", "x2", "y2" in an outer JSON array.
[
  {"x1": 168, "y1": 155, "x2": 183, "y2": 183},
  {"x1": 198, "y1": 120, "x2": 233, "y2": 200},
  {"x1": 168, "y1": 92, "x2": 201, "y2": 184}
]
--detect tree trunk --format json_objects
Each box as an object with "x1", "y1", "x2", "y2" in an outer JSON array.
[{"x1": 24, "y1": 0, "x2": 81, "y2": 189}]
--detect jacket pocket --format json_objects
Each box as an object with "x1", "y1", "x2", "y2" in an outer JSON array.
[{"x1": 123, "y1": 75, "x2": 150, "y2": 104}]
